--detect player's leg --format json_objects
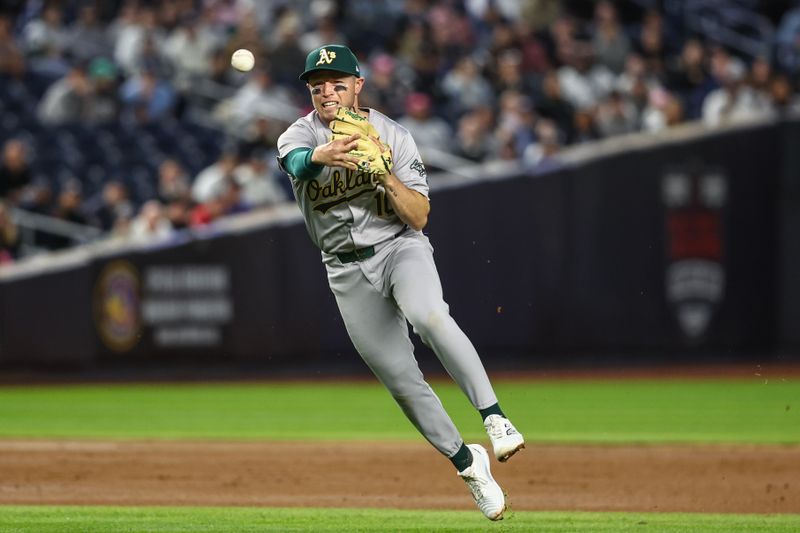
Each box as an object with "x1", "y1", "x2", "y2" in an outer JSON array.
[
  {"x1": 327, "y1": 259, "x2": 506, "y2": 519},
  {"x1": 326, "y1": 259, "x2": 464, "y2": 457},
  {"x1": 387, "y1": 235, "x2": 496, "y2": 408},
  {"x1": 387, "y1": 234, "x2": 525, "y2": 462}
]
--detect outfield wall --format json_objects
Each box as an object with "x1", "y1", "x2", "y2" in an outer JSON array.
[{"x1": 1, "y1": 118, "x2": 797, "y2": 370}]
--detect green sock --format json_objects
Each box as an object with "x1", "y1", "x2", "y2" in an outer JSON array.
[
  {"x1": 450, "y1": 443, "x2": 473, "y2": 472},
  {"x1": 479, "y1": 403, "x2": 506, "y2": 421}
]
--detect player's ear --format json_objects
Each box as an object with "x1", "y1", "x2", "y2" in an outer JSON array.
[{"x1": 354, "y1": 77, "x2": 365, "y2": 96}]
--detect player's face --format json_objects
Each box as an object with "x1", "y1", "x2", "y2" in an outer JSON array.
[{"x1": 307, "y1": 71, "x2": 364, "y2": 122}]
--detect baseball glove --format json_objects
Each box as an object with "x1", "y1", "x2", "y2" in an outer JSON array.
[{"x1": 330, "y1": 107, "x2": 393, "y2": 175}]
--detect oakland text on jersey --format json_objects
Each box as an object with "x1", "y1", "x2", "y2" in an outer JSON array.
[{"x1": 307, "y1": 168, "x2": 378, "y2": 214}]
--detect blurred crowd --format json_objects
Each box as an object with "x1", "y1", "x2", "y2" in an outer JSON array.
[{"x1": 2, "y1": 0, "x2": 800, "y2": 263}]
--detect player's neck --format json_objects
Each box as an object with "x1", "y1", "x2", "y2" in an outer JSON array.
[{"x1": 353, "y1": 99, "x2": 369, "y2": 118}]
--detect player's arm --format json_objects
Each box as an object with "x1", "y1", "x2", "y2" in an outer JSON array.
[
  {"x1": 377, "y1": 173, "x2": 430, "y2": 231},
  {"x1": 281, "y1": 134, "x2": 363, "y2": 180}
]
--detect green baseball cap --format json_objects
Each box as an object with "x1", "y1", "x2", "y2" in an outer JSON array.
[{"x1": 299, "y1": 44, "x2": 361, "y2": 82}]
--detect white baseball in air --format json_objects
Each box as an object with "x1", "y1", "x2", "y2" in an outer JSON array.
[{"x1": 231, "y1": 48, "x2": 255, "y2": 72}]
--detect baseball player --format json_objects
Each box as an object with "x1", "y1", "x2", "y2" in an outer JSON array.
[{"x1": 277, "y1": 44, "x2": 524, "y2": 520}]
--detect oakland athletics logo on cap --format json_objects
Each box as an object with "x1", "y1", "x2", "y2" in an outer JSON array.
[
  {"x1": 300, "y1": 44, "x2": 361, "y2": 81},
  {"x1": 316, "y1": 48, "x2": 337, "y2": 66}
]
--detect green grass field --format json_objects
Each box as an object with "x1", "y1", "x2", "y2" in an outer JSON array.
[
  {"x1": 0, "y1": 378, "x2": 797, "y2": 442},
  {"x1": 1, "y1": 506, "x2": 799, "y2": 533},
  {"x1": 0, "y1": 377, "x2": 798, "y2": 532}
]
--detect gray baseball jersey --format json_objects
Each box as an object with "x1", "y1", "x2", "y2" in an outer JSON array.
[
  {"x1": 277, "y1": 108, "x2": 498, "y2": 458},
  {"x1": 278, "y1": 108, "x2": 428, "y2": 254}
]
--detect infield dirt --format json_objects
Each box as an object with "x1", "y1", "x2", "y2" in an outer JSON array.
[{"x1": 0, "y1": 440, "x2": 797, "y2": 513}]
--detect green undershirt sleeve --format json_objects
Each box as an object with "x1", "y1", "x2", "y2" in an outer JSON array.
[{"x1": 282, "y1": 147, "x2": 324, "y2": 181}]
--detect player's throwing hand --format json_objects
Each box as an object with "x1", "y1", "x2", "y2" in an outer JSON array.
[{"x1": 311, "y1": 132, "x2": 362, "y2": 171}]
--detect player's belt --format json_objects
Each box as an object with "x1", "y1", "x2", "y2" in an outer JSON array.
[
  {"x1": 336, "y1": 246, "x2": 376, "y2": 263},
  {"x1": 336, "y1": 226, "x2": 408, "y2": 263}
]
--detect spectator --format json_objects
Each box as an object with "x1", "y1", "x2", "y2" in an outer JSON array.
[
  {"x1": 492, "y1": 49, "x2": 537, "y2": 97},
  {"x1": 616, "y1": 53, "x2": 659, "y2": 98},
  {"x1": 222, "y1": 7, "x2": 267, "y2": 67},
  {"x1": 511, "y1": 20, "x2": 551, "y2": 74},
  {"x1": 591, "y1": 0, "x2": 631, "y2": 74},
  {"x1": 535, "y1": 69, "x2": 576, "y2": 143},
  {"x1": 190, "y1": 176, "x2": 248, "y2": 226},
  {"x1": 157, "y1": 159, "x2": 192, "y2": 205},
  {"x1": 233, "y1": 149, "x2": 289, "y2": 208},
  {"x1": 17, "y1": 178, "x2": 53, "y2": 215},
  {"x1": 191, "y1": 149, "x2": 239, "y2": 204},
  {"x1": 239, "y1": 115, "x2": 283, "y2": 154},
  {"x1": 37, "y1": 63, "x2": 92, "y2": 124},
  {"x1": 164, "y1": 199, "x2": 193, "y2": 231},
  {"x1": 86, "y1": 57, "x2": 121, "y2": 123},
  {"x1": 407, "y1": 40, "x2": 441, "y2": 96},
  {"x1": 163, "y1": 12, "x2": 221, "y2": 90},
  {"x1": 359, "y1": 54, "x2": 412, "y2": 118},
  {"x1": 626, "y1": 71, "x2": 653, "y2": 118},
  {"x1": 557, "y1": 41, "x2": 616, "y2": 111},
  {"x1": 22, "y1": 3, "x2": 69, "y2": 77},
  {"x1": 129, "y1": 200, "x2": 173, "y2": 241},
  {"x1": 395, "y1": 17, "x2": 430, "y2": 69},
  {"x1": 85, "y1": 180, "x2": 135, "y2": 232},
  {"x1": 112, "y1": 5, "x2": 165, "y2": 76},
  {"x1": 465, "y1": 0, "x2": 523, "y2": 28},
  {"x1": 18, "y1": 178, "x2": 55, "y2": 249},
  {"x1": 494, "y1": 90, "x2": 536, "y2": 159},
  {"x1": 267, "y1": 10, "x2": 306, "y2": 87},
  {"x1": 66, "y1": 4, "x2": 112, "y2": 63},
  {"x1": 204, "y1": 0, "x2": 248, "y2": 32},
  {"x1": 572, "y1": 108, "x2": 601, "y2": 144},
  {"x1": 441, "y1": 55, "x2": 494, "y2": 118},
  {"x1": 487, "y1": 21, "x2": 521, "y2": 66},
  {"x1": 42, "y1": 180, "x2": 89, "y2": 250},
  {"x1": 0, "y1": 14, "x2": 25, "y2": 78},
  {"x1": 186, "y1": 45, "x2": 243, "y2": 112},
  {"x1": 156, "y1": 158, "x2": 194, "y2": 230},
  {"x1": 300, "y1": 14, "x2": 346, "y2": 54},
  {"x1": 0, "y1": 200, "x2": 20, "y2": 263},
  {"x1": 137, "y1": 32, "x2": 173, "y2": 79},
  {"x1": 427, "y1": 2, "x2": 474, "y2": 63},
  {"x1": 641, "y1": 87, "x2": 684, "y2": 133},
  {"x1": 398, "y1": 92, "x2": 454, "y2": 154},
  {"x1": 664, "y1": 38, "x2": 711, "y2": 120},
  {"x1": 595, "y1": 90, "x2": 639, "y2": 137},
  {"x1": 748, "y1": 56, "x2": 773, "y2": 100},
  {"x1": 214, "y1": 68, "x2": 298, "y2": 130},
  {"x1": 207, "y1": 45, "x2": 243, "y2": 89},
  {"x1": 51, "y1": 180, "x2": 88, "y2": 225},
  {"x1": 702, "y1": 55, "x2": 770, "y2": 127},
  {"x1": 634, "y1": 8, "x2": 669, "y2": 77},
  {"x1": 537, "y1": 12, "x2": 579, "y2": 67},
  {"x1": 0, "y1": 139, "x2": 33, "y2": 203},
  {"x1": 520, "y1": 0, "x2": 561, "y2": 34},
  {"x1": 453, "y1": 107, "x2": 497, "y2": 162},
  {"x1": 768, "y1": 72, "x2": 800, "y2": 116},
  {"x1": 119, "y1": 67, "x2": 176, "y2": 124},
  {"x1": 524, "y1": 118, "x2": 563, "y2": 168}
]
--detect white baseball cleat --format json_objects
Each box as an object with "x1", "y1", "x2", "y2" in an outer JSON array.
[
  {"x1": 458, "y1": 444, "x2": 506, "y2": 521},
  {"x1": 484, "y1": 414, "x2": 525, "y2": 462}
]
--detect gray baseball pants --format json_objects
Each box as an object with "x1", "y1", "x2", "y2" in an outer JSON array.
[{"x1": 324, "y1": 231, "x2": 498, "y2": 457}]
